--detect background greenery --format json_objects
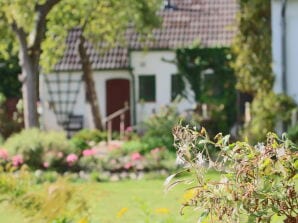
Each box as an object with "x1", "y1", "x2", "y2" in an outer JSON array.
[{"x1": 176, "y1": 47, "x2": 236, "y2": 136}]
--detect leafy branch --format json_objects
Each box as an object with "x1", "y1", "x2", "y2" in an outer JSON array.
[{"x1": 166, "y1": 125, "x2": 298, "y2": 223}]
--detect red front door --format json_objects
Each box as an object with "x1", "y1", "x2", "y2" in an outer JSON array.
[{"x1": 106, "y1": 79, "x2": 131, "y2": 131}]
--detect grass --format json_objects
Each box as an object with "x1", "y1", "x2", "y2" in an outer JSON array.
[
  {"x1": 0, "y1": 171, "x2": 287, "y2": 223},
  {"x1": 85, "y1": 179, "x2": 198, "y2": 223},
  {"x1": 0, "y1": 178, "x2": 198, "y2": 223}
]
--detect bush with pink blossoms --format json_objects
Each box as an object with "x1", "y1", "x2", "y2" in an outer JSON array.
[
  {"x1": 12, "y1": 154, "x2": 23, "y2": 167},
  {"x1": 82, "y1": 148, "x2": 97, "y2": 157},
  {"x1": 131, "y1": 152, "x2": 142, "y2": 161},
  {"x1": 150, "y1": 147, "x2": 161, "y2": 157},
  {"x1": 70, "y1": 129, "x2": 107, "y2": 151},
  {"x1": 3, "y1": 129, "x2": 75, "y2": 170},
  {"x1": 124, "y1": 162, "x2": 133, "y2": 170},
  {"x1": 0, "y1": 148, "x2": 9, "y2": 160},
  {"x1": 125, "y1": 126, "x2": 133, "y2": 133},
  {"x1": 124, "y1": 126, "x2": 139, "y2": 140},
  {"x1": 43, "y1": 162, "x2": 49, "y2": 169},
  {"x1": 66, "y1": 154, "x2": 78, "y2": 166}
]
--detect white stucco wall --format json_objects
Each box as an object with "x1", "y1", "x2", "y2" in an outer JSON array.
[
  {"x1": 40, "y1": 70, "x2": 131, "y2": 131},
  {"x1": 40, "y1": 72, "x2": 85, "y2": 131},
  {"x1": 130, "y1": 51, "x2": 194, "y2": 124},
  {"x1": 40, "y1": 51, "x2": 195, "y2": 131},
  {"x1": 272, "y1": 0, "x2": 298, "y2": 102}
]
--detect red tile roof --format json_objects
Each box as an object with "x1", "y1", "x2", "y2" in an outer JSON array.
[{"x1": 55, "y1": 0, "x2": 238, "y2": 71}]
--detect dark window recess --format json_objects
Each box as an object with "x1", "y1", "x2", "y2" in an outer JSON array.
[
  {"x1": 139, "y1": 75, "x2": 156, "y2": 102},
  {"x1": 201, "y1": 70, "x2": 221, "y2": 98},
  {"x1": 171, "y1": 74, "x2": 184, "y2": 100}
]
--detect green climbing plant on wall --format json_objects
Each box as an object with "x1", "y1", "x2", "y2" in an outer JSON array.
[{"x1": 176, "y1": 47, "x2": 236, "y2": 135}]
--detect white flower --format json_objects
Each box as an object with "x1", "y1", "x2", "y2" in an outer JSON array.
[
  {"x1": 255, "y1": 143, "x2": 265, "y2": 154},
  {"x1": 179, "y1": 144, "x2": 188, "y2": 152},
  {"x1": 220, "y1": 177, "x2": 229, "y2": 184},
  {"x1": 196, "y1": 152, "x2": 205, "y2": 166},
  {"x1": 276, "y1": 147, "x2": 285, "y2": 158},
  {"x1": 209, "y1": 160, "x2": 215, "y2": 168},
  {"x1": 175, "y1": 156, "x2": 185, "y2": 165}
]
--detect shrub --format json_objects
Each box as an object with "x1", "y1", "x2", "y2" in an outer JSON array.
[
  {"x1": 70, "y1": 129, "x2": 107, "y2": 151},
  {"x1": 141, "y1": 104, "x2": 181, "y2": 153},
  {"x1": 167, "y1": 125, "x2": 298, "y2": 223},
  {"x1": 100, "y1": 146, "x2": 177, "y2": 173},
  {"x1": 145, "y1": 147, "x2": 177, "y2": 171},
  {"x1": 34, "y1": 170, "x2": 59, "y2": 184},
  {"x1": 120, "y1": 140, "x2": 146, "y2": 155},
  {"x1": 242, "y1": 92, "x2": 296, "y2": 144},
  {"x1": 4, "y1": 128, "x2": 74, "y2": 170},
  {"x1": 0, "y1": 167, "x2": 89, "y2": 222}
]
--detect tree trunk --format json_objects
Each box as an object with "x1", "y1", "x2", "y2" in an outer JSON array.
[
  {"x1": 78, "y1": 34, "x2": 104, "y2": 130},
  {"x1": 17, "y1": 34, "x2": 39, "y2": 128}
]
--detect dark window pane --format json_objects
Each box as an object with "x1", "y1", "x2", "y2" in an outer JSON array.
[
  {"x1": 171, "y1": 74, "x2": 184, "y2": 100},
  {"x1": 139, "y1": 75, "x2": 155, "y2": 102}
]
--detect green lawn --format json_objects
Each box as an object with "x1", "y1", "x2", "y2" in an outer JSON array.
[
  {"x1": 0, "y1": 179, "x2": 198, "y2": 223},
  {"x1": 0, "y1": 174, "x2": 286, "y2": 223}
]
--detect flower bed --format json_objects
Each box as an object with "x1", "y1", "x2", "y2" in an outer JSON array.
[{"x1": 0, "y1": 128, "x2": 178, "y2": 181}]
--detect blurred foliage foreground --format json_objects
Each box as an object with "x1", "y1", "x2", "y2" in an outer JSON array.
[
  {"x1": 0, "y1": 166, "x2": 89, "y2": 223},
  {"x1": 0, "y1": 124, "x2": 298, "y2": 223},
  {"x1": 167, "y1": 125, "x2": 298, "y2": 223}
]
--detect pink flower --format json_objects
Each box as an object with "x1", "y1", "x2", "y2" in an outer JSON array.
[
  {"x1": 0, "y1": 149, "x2": 9, "y2": 160},
  {"x1": 12, "y1": 155, "x2": 23, "y2": 167},
  {"x1": 124, "y1": 162, "x2": 133, "y2": 169},
  {"x1": 108, "y1": 141, "x2": 122, "y2": 150},
  {"x1": 125, "y1": 126, "x2": 133, "y2": 133},
  {"x1": 82, "y1": 148, "x2": 96, "y2": 157},
  {"x1": 43, "y1": 162, "x2": 49, "y2": 168},
  {"x1": 57, "y1": 152, "x2": 64, "y2": 158},
  {"x1": 66, "y1": 154, "x2": 78, "y2": 166},
  {"x1": 150, "y1": 148, "x2": 161, "y2": 155},
  {"x1": 110, "y1": 159, "x2": 117, "y2": 165},
  {"x1": 131, "y1": 152, "x2": 142, "y2": 161}
]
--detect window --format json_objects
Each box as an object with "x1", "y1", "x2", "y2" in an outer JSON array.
[
  {"x1": 171, "y1": 74, "x2": 184, "y2": 100},
  {"x1": 139, "y1": 75, "x2": 156, "y2": 102}
]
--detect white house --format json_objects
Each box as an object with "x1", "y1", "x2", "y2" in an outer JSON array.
[
  {"x1": 40, "y1": 0, "x2": 238, "y2": 133},
  {"x1": 272, "y1": 0, "x2": 298, "y2": 102}
]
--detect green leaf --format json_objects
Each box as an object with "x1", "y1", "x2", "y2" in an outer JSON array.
[
  {"x1": 247, "y1": 215, "x2": 257, "y2": 222},
  {"x1": 293, "y1": 160, "x2": 298, "y2": 170},
  {"x1": 198, "y1": 210, "x2": 209, "y2": 223}
]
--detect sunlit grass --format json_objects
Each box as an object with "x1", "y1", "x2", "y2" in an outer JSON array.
[
  {"x1": 0, "y1": 173, "x2": 288, "y2": 223},
  {"x1": 0, "y1": 179, "x2": 198, "y2": 223}
]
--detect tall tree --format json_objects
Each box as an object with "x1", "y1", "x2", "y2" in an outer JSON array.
[
  {"x1": 0, "y1": 0, "x2": 61, "y2": 128},
  {"x1": 231, "y1": 0, "x2": 273, "y2": 96},
  {"x1": 41, "y1": 0, "x2": 161, "y2": 130},
  {"x1": 0, "y1": 0, "x2": 161, "y2": 130},
  {"x1": 232, "y1": 0, "x2": 296, "y2": 142}
]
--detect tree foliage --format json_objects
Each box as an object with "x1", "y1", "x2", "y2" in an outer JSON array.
[
  {"x1": 243, "y1": 92, "x2": 296, "y2": 143},
  {"x1": 231, "y1": 0, "x2": 273, "y2": 95},
  {"x1": 0, "y1": 53, "x2": 21, "y2": 98},
  {"x1": 0, "y1": 0, "x2": 161, "y2": 129},
  {"x1": 41, "y1": 0, "x2": 162, "y2": 70},
  {"x1": 0, "y1": 0, "x2": 62, "y2": 128},
  {"x1": 232, "y1": 0, "x2": 296, "y2": 142}
]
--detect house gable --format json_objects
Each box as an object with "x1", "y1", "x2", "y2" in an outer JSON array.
[{"x1": 54, "y1": 0, "x2": 238, "y2": 72}]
